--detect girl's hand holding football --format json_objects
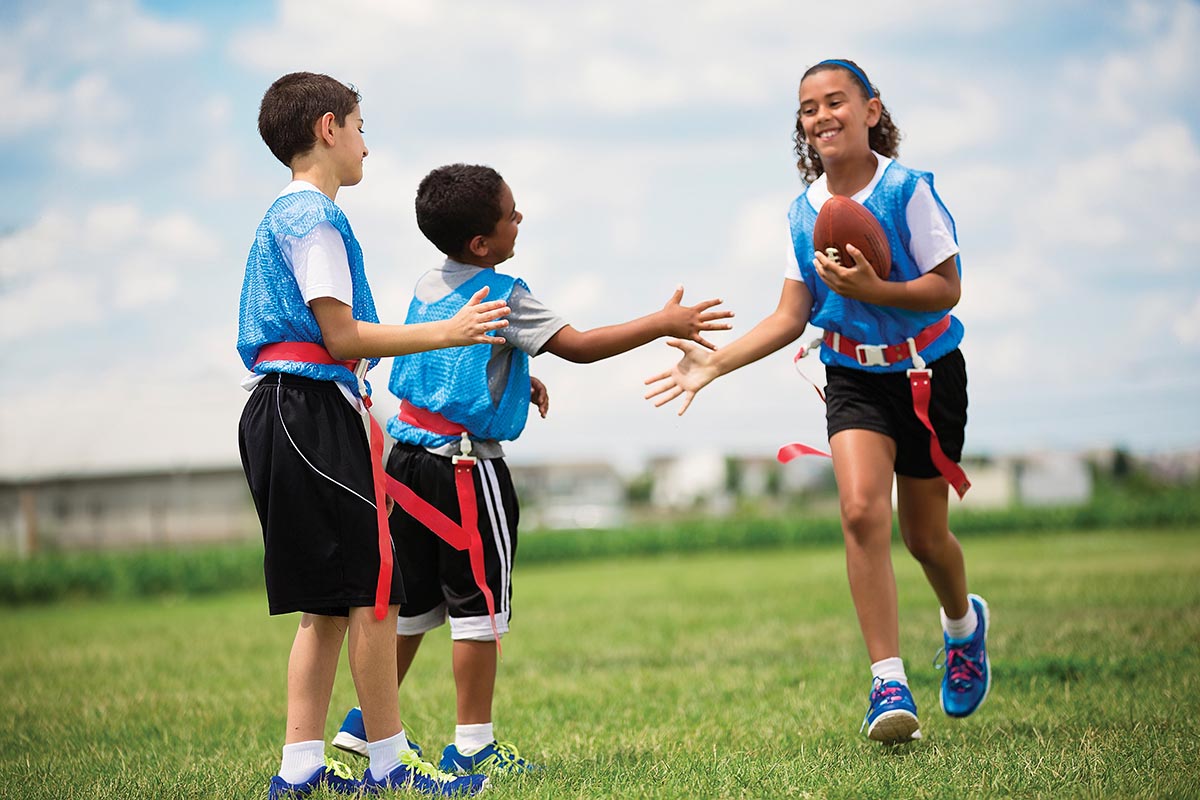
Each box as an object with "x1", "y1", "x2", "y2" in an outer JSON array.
[{"x1": 813, "y1": 243, "x2": 883, "y2": 303}]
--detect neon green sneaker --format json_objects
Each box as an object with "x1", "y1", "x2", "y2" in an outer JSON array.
[
  {"x1": 362, "y1": 749, "x2": 487, "y2": 796},
  {"x1": 440, "y1": 740, "x2": 541, "y2": 775}
]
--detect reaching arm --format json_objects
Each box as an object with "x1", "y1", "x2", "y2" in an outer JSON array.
[
  {"x1": 814, "y1": 245, "x2": 960, "y2": 311},
  {"x1": 541, "y1": 285, "x2": 733, "y2": 363},
  {"x1": 644, "y1": 279, "x2": 813, "y2": 415},
  {"x1": 311, "y1": 286, "x2": 509, "y2": 360}
]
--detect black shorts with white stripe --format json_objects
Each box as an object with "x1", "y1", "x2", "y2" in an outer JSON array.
[
  {"x1": 386, "y1": 443, "x2": 519, "y2": 640},
  {"x1": 238, "y1": 373, "x2": 405, "y2": 617}
]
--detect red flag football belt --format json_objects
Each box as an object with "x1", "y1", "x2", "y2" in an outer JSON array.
[
  {"x1": 778, "y1": 316, "x2": 971, "y2": 499},
  {"x1": 821, "y1": 315, "x2": 951, "y2": 368},
  {"x1": 253, "y1": 343, "x2": 502, "y2": 648}
]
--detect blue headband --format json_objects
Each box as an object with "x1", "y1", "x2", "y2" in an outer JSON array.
[{"x1": 816, "y1": 59, "x2": 875, "y2": 99}]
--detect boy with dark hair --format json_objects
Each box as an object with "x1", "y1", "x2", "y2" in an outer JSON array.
[
  {"x1": 331, "y1": 162, "x2": 732, "y2": 775},
  {"x1": 239, "y1": 75, "x2": 507, "y2": 798}
]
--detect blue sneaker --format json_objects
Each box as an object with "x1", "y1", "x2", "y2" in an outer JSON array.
[
  {"x1": 441, "y1": 740, "x2": 541, "y2": 775},
  {"x1": 937, "y1": 593, "x2": 991, "y2": 718},
  {"x1": 332, "y1": 707, "x2": 422, "y2": 758},
  {"x1": 267, "y1": 759, "x2": 361, "y2": 799},
  {"x1": 363, "y1": 750, "x2": 488, "y2": 796},
  {"x1": 860, "y1": 678, "x2": 922, "y2": 743}
]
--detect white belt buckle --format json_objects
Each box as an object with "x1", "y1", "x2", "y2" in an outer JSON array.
[
  {"x1": 452, "y1": 431, "x2": 476, "y2": 465},
  {"x1": 855, "y1": 343, "x2": 889, "y2": 367}
]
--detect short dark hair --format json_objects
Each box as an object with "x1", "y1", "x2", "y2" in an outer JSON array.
[
  {"x1": 258, "y1": 72, "x2": 361, "y2": 167},
  {"x1": 415, "y1": 164, "x2": 506, "y2": 257}
]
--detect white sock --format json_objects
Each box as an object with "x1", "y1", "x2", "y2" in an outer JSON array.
[
  {"x1": 941, "y1": 603, "x2": 979, "y2": 642},
  {"x1": 455, "y1": 722, "x2": 494, "y2": 754},
  {"x1": 368, "y1": 730, "x2": 412, "y2": 781},
  {"x1": 871, "y1": 657, "x2": 908, "y2": 686},
  {"x1": 279, "y1": 740, "x2": 325, "y2": 784}
]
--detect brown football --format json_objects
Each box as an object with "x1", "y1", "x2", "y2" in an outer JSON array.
[{"x1": 812, "y1": 195, "x2": 891, "y2": 280}]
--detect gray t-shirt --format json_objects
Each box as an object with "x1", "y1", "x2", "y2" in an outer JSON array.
[{"x1": 414, "y1": 258, "x2": 567, "y2": 458}]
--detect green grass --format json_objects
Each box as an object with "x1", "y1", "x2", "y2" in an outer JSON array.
[{"x1": 1, "y1": 528, "x2": 1198, "y2": 798}]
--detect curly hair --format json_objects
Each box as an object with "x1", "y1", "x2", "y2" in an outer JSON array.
[
  {"x1": 258, "y1": 72, "x2": 361, "y2": 168},
  {"x1": 415, "y1": 164, "x2": 506, "y2": 258},
  {"x1": 792, "y1": 60, "x2": 902, "y2": 185}
]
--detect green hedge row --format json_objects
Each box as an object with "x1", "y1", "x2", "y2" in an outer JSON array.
[
  {"x1": 0, "y1": 544, "x2": 264, "y2": 606},
  {"x1": 2, "y1": 487, "x2": 1196, "y2": 606},
  {"x1": 518, "y1": 488, "x2": 1200, "y2": 565}
]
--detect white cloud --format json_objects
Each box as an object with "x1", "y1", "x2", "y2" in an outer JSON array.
[{"x1": 0, "y1": 204, "x2": 221, "y2": 342}]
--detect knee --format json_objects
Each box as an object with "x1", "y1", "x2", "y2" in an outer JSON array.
[
  {"x1": 900, "y1": 526, "x2": 949, "y2": 564},
  {"x1": 839, "y1": 494, "x2": 891, "y2": 543}
]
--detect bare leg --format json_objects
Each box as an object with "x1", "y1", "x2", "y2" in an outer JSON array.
[
  {"x1": 897, "y1": 475, "x2": 969, "y2": 619},
  {"x1": 452, "y1": 640, "x2": 497, "y2": 725},
  {"x1": 285, "y1": 613, "x2": 348, "y2": 743},
  {"x1": 396, "y1": 632, "x2": 425, "y2": 686},
  {"x1": 830, "y1": 429, "x2": 901, "y2": 663},
  {"x1": 346, "y1": 605, "x2": 403, "y2": 742}
]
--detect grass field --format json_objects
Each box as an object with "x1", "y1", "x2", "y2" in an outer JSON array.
[{"x1": 2, "y1": 528, "x2": 1198, "y2": 799}]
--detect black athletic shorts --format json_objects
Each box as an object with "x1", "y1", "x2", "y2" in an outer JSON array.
[
  {"x1": 387, "y1": 443, "x2": 519, "y2": 641},
  {"x1": 238, "y1": 373, "x2": 405, "y2": 616},
  {"x1": 825, "y1": 348, "x2": 968, "y2": 479}
]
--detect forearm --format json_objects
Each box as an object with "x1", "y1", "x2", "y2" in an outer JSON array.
[
  {"x1": 324, "y1": 319, "x2": 455, "y2": 360},
  {"x1": 862, "y1": 259, "x2": 960, "y2": 312},
  {"x1": 710, "y1": 311, "x2": 807, "y2": 377},
  {"x1": 547, "y1": 314, "x2": 667, "y2": 363}
]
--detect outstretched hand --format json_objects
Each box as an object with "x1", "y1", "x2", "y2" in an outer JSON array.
[
  {"x1": 813, "y1": 244, "x2": 882, "y2": 302},
  {"x1": 447, "y1": 286, "x2": 510, "y2": 346},
  {"x1": 530, "y1": 376, "x2": 550, "y2": 418},
  {"x1": 643, "y1": 338, "x2": 719, "y2": 416},
  {"x1": 659, "y1": 285, "x2": 733, "y2": 351}
]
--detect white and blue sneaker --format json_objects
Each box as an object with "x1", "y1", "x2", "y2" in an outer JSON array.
[
  {"x1": 362, "y1": 749, "x2": 488, "y2": 796},
  {"x1": 332, "y1": 707, "x2": 422, "y2": 758},
  {"x1": 937, "y1": 593, "x2": 991, "y2": 718},
  {"x1": 440, "y1": 740, "x2": 541, "y2": 775},
  {"x1": 860, "y1": 678, "x2": 922, "y2": 743},
  {"x1": 267, "y1": 758, "x2": 361, "y2": 799}
]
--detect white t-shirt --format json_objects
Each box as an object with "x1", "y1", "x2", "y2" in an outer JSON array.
[
  {"x1": 241, "y1": 181, "x2": 362, "y2": 409},
  {"x1": 276, "y1": 181, "x2": 354, "y2": 306},
  {"x1": 784, "y1": 155, "x2": 959, "y2": 281}
]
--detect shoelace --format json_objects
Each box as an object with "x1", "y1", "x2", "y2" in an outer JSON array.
[
  {"x1": 933, "y1": 644, "x2": 984, "y2": 690},
  {"x1": 859, "y1": 677, "x2": 905, "y2": 733},
  {"x1": 399, "y1": 748, "x2": 457, "y2": 783},
  {"x1": 323, "y1": 758, "x2": 355, "y2": 781},
  {"x1": 491, "y1": 742, "x2": 524, "y2": 762}
]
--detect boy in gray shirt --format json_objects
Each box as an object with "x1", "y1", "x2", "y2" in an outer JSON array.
[{"x1": 333, "y1": 163, "x2": 732, "y2": 776}]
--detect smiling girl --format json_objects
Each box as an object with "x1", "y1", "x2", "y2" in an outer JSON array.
[{"x1": 645, "y1": 59, "x2": 990, "y2": 744}]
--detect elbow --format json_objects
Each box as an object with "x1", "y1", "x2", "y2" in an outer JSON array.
[
  {"x1": 323, "y1": 333, "x2": 356, "y2": 361},
  {"x1": 559, "y1": 350, "x2": 595, "y2": 364}
]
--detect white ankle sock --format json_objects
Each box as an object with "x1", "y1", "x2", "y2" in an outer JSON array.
[
  {"x1": 279, "y1": 740, "x2": 325, "y2": 784},
  {"x1": 871, "y1": 657, "x2": 908, "y2": 686},
  {"x1": 941, "y1": 603, "x2": 979, "y2": 642},
  {"x1": 455, "y1": 722, "x2": 494, "y2": 754},
  {"x1": 368, "y1": 730, "x2": 411, "y2": 781}
]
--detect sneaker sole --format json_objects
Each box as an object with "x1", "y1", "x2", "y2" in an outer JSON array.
[
  {"x1": 867, "y1": 709, "x2": 922, "y2": 743},
  {"x1": 941, "y1": 593, "x2": 992, "y2": 718},
  {"x1": 331, "y1": 731, "x2": 369, "y2": 758}
]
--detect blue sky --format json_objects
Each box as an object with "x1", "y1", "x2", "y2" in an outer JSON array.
[{"x1": 1, "y1": 0, "x2": 1198, "y2": 478}]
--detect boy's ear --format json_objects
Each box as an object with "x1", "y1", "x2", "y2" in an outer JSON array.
[
  {"x1": 466, "y1": 234, "x2": 489, "y2": 258},
  {"x1": 314, "y1": 112, "x2": 338, "y2": 147}
]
